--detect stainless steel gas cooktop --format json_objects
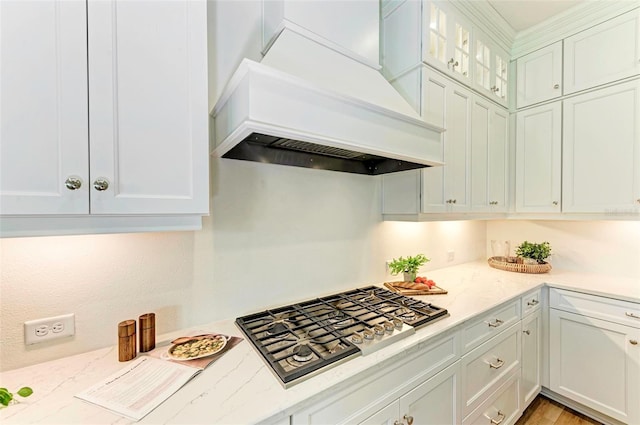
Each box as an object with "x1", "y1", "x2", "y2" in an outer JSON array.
[{"x1": 235, "y1": 286, "x2": 448, "y2": 388}]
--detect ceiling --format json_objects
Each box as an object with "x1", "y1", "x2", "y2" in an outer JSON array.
[{"x1": 487, "y1": 0, "x2": 586, "y2": 32}]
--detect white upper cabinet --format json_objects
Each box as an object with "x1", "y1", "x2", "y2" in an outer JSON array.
[
  {"x1": 421, "y1": 69, "x2": 471, "y2": 213},
  {"x1": 516, "y1": 103, "x2": 562, "y2": 213},
  {"x1": 263, "y1": 0, "x2": 380, "y2": 66},
  {"x1": 516, "y1": 41, "x2": 563, "y2": 108},
  {"x1": 381, "y1": 67, "x2": 471, "y2": 216},
  {"x1": 0, "y1": 0, "x2": 89, "y2": 215},
  {"x1": 424, "y1": 1, "x2": 473, "y2": 85},
  {"x1": 0, "y1": 0, "x2": 209, "y2": 233},
  {"x1": 470, "y1": 97, "x2": 509, "y2": 213},
  {"x1": 473, "y1": 30, "x2": 509, "y2": 107},
  {"x1": 87, "y1": 0, "x2": 208, "y2": 215},
  {"x1": 564, "y1": 9, "x2": 640, "y2": 95},
  {"x1": 562, "y1": 80, "x2": 640, "y2": 213}
]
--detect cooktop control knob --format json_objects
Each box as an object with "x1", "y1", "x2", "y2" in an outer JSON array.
[
  {"x1": 373, "y1": 324, "x2": 384, "y2": 336},
  {"x1": 351, "y1": 332, "x2": 363, "y2": 344},
  {"x1": 363, "y1": 328, "x2": 374, "y2": 340},
  {"x1": 393, "y1": 318, "x2": 403, "y2": 329},
  {"x1": 383, "y1": 321, "x2": 395, "y2": 333}
]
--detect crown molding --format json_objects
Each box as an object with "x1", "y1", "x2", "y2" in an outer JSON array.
[
  {"x1": 451, "y1": 0, "x2": 517, "y2": 52},
  {"x1": 512, "y1": 2, "x2": 640, "y2": 58}
]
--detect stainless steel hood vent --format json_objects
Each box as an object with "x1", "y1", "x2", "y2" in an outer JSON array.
[
  {"x1": 211, "y1": 28, "x2": 444, "y2": 175},
  {"x1": 223, "y1": 133, "x2": 430, "y2": 175}
]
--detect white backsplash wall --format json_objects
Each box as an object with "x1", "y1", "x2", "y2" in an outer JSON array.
[
  {"x1": 0, "y1": 154, "x2": 487, "y2": 371},
  {"x1": 487, "y1": 220, "x2": 640, "y2": 279}
]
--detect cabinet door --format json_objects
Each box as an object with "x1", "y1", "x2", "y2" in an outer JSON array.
[
  {"x1": 441, "y1": 83, "x2": 471, "y2": 211},
  {"x1": 0, "y1": 0, "x2": 89, "y2": 215},
  {"x1": 470, "y1": 98, "x2": 508, "y2": 212},
  {"x1": 562, "y1": 80, "x2": 640, "y2": 213},
  {"x1": 358, "y1": 401, "x2": 400, "y2": 425},
  {"x1": 520, "y1": 310, "x2": 541, "y2": 409},
  {"x1": 87, "y1": 0, "x2": 209, "y2": 215},
  {"x1": 549, "y1": 309, "x2": 640, "y2": 424},
  {"x1": 564, "y1": 9, "x2": 640, "y2": 94},
  {"x1": 399, "y1": 362, "x2": 461, "y2": 425},
  {"x1": 423, "y1": 1, "x2": 473, "y2": 85},
  {"x1": 474, "y1": 31, "x2": 509, "y2": 107},
  {"x1": 516, "y1": 41, "x2": 563, "y2": 108},
  {"x1": 515, "y1": 103, "x2": 562, "y2": 213}
]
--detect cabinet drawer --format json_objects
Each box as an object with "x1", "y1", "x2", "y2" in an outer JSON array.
[
  {"x1": 461, "y1": 322, "x2": 520, "y2": 416},
  {"x1": 521, "y1": 289, "x2": 542, "y2": 317},
  {"x1": 463, "y1": 370, "x2": 521, "y2": 425},
  {"x1": 549, "y1": 288, "x2": 640, "y2": 328},
  {"x1": 462, "y1": 299, "x2": 520, "y2": 353}
]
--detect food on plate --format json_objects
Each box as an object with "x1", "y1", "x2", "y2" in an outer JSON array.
[{"x1": 168, "y1": 334, "x2": 227, "y2": 360}]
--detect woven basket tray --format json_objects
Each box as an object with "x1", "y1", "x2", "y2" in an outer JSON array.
[{"x1": 488, "y1": 256, "x2": 552, "y2": 274}]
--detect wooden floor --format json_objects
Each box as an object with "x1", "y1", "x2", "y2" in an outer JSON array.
[{"x1": 515, "y1": 395, "x2": 602, "y2": 425}]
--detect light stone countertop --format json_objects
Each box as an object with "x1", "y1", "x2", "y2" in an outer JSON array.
[{"x1": 1, "y1": 261, "x2": 637, "y2": 425}]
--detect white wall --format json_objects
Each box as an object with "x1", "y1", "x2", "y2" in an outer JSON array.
[
  {"x1": 0, "y1": 154, "x2": 486, "y2": 371},
  {"x1": 487, "y1": 220, "x2": 640, "y2": 279}
]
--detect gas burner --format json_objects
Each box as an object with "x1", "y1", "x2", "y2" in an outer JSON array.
[
  {"x1": 266, "y1": 321, "x2": 290, "y2": 336},
  {"x1": 291, "y1": 344, "x2": 314, "y2": 362},
  {"x1": 395, "y1": 307, "x2": 416, "y2": 320},
  {"x1": 327, "y1": 310, "x2": 355, "y2": 328}
]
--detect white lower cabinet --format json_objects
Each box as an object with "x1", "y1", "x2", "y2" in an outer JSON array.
[
  {"x1": 463, "y1": 371, "x2": 521, "y2": 425},
  {"x1": 461, "y1": 322, "x2": 521, "y2": 416},
  {"x1": 520, "y1": 310, "x2": 541, "y2": 409},
  {"x1": 549, "y1": 289, "x2": 640, "y2": 424},
  {"x1": 291, "y1": 332, "x2": 459, "y2": 425},
  {"x1": 359, "y1": 362, "x2": 461, "y2": 425}
]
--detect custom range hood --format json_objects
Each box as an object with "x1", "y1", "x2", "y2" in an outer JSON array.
[{"x1": 210, "y1": 28, "x2": 444, "y2": 175}]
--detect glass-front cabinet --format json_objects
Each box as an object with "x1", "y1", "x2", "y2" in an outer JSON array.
[
  {"x1": 424, "y1": 1, "x2": 473, "y2": 85},
  {"x1": 474, "y1": 29, "x2": 509, "y2": 107}
]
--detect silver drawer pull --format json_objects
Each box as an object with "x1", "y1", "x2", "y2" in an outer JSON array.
[
  {"x1": 487, "y1": 318, "x2": 504, "y2": 328},
  {"x1": 626, "y1": 312, "x2": 640, "y2": 319},
  {"x1": 489, "y1": 358, "x2": 504, "y2": 369},
  {"x1": 527, "y1": 299, "x2": 539, "y2": 306},
  {"x1": 489, "y1": 410, "x2": 505, "y2": 425}
]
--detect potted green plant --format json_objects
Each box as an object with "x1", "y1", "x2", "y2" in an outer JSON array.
[
  {"x1": 388, "y1": 254, "x2": 429, "y2": 282},
  {"x1": 515, "y1": 241, "x2": 551, "y2": 264}
]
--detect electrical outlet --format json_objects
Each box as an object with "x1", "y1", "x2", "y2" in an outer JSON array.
[
  {"x1": 447, "y1": 250, "x2": 455, "y2": 262},
  {"x1": 24, "y1": 313, "x2": 75, "y2": 345}
]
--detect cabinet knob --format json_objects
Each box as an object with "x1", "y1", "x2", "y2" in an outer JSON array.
[
  {"x1": 447, "y1": 58, "x2": 459, "y2": 69},
  {"x1": 554, "y1": 84, "x2": 560, "y2": 89},
  {"x1": 403, "y1": 414, "x2": 414, "y2": 425},
  {"x1": 452, "y1": 199, "x2": 457, "y2": 204},
  {"x1": 64, "y1": 176, "x2": 82, "y2": 191},
  {"x1": 489, "y1": 410, "x2": 506, "y2": 425},
  {"x1": 488, "y1": 358, "x2": 505, "y2": 369},
  {"x1": 487, "y1": 318, "x2": 504, "y2": 328},
  {"x1": 93, "y1": 178, "x2": 110, "y2": 192},
  {"x1": 523, "y1": 329, "x2": 531, "y2": 335},
  {"x1": 527, "y1": 299, "x2": 539, "y2": 306},
  {"x1": 631, "y1": 340, "x2": 638, "y2": 345},
  {"x1": 636, "y1": 199, "x2": 640, "y2": 204},
  {"x1": 552, "y1": 201, "x2": 558, "y2": 206}
]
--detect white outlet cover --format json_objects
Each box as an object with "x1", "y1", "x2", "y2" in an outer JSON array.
[{"x1": 24, "y1": 313, "x2": 75, "y2": 345}]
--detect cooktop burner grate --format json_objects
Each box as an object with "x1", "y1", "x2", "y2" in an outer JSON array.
[{"x1": 235, "y1": 286, "x2": 448, "y2": 387}]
